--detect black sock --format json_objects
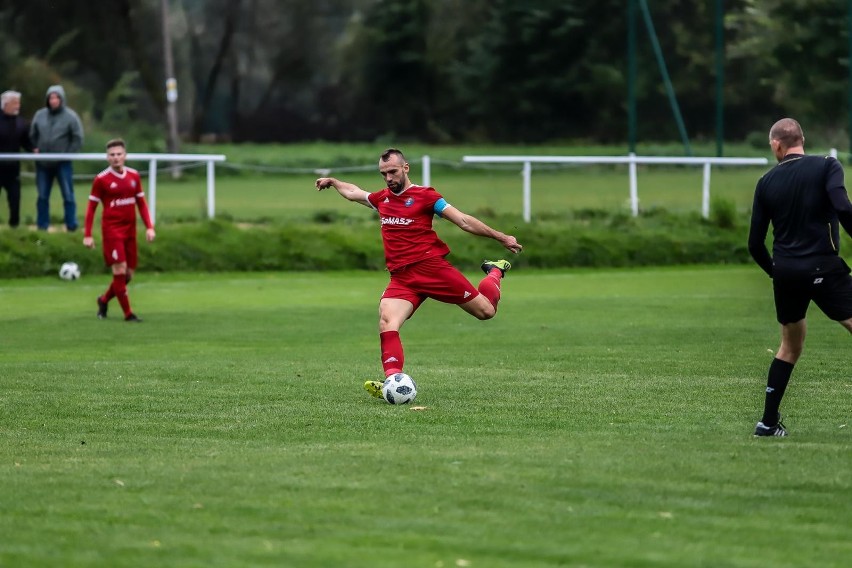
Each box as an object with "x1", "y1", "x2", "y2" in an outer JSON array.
[{"x1": 761, "y1": 358, "x2": 794, "y2": 425}]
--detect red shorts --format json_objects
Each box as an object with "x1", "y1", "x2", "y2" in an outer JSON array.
[
  {"x1": 382, "y1": 256, "x2": 480, "y2": 312},
  {"x1": 102, "y1": 234, "x2": 138, "y2": 269}
]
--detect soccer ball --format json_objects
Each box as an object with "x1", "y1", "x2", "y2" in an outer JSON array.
[
  {"x1": 59, "y1": 261, "x2": 81, "y2": 281},
  {"x1": 382, "y1": 373, "x2": 417, "y2": 405}
]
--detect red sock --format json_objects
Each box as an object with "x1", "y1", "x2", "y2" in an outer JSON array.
[
  {"x1": 380, "y1": 330, "x2": 404, "y2": 376},
  {"x1": 103, "y1": 274, "x2": 115, "y2": 302},
  {"x1": 477, "y1": 270, "x2": 502, "y2": 310},
  {"x1": 102, "y1": 281, "x2": 116, "y2": 303},
  {"x1": 112, "y1": 274, "x2": 132, "y2": 317}
]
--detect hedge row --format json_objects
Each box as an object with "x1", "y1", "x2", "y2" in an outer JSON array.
[{"x1": 0, "y1": 210, "x2": 759, "y2": 279}]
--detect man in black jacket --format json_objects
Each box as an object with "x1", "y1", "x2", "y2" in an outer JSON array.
[
  {"x1": 748, "y1": 117, "x2": 852, "y2": 437},
  {"x1": 0, "y1": 90, "x2": 34, "y2": 228}
]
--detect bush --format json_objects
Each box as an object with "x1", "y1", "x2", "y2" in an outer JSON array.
[
  {"x1": 710, "y1": 197, "x2": 737, "y2": 229},
  {"x1": 0, "y1": 210, "x2": 759, "y2": 279}
]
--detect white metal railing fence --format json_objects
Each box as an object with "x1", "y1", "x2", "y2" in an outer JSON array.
[
  {"x1": 0, "y1": 151, "x2": 780, "y2": 224},
  {"x1": 461, "y1": 154, "x2": 770, "y2": 222},
  {"x1": 0, "y1": 152, "x2": 226, "y2": 223}
]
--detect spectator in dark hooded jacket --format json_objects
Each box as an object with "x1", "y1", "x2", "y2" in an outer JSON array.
[
  {"x1": 30, "y1": 84, "x2": 84, "y2": 231},
  {"x1": 0, "y1": 90, "x2": 34, "y2": 228}
]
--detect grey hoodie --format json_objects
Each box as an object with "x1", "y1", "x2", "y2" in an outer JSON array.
[{"x1": 29, "y1": 85, "x2": 84, "y2": 155}]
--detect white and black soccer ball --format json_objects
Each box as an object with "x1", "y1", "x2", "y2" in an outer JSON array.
[
  {"x1": 58, "y1": 261, "x2": 81, "y2": 281},
  {"x1": 382, "y1": 373, "x2": 417, "y2": 405}
]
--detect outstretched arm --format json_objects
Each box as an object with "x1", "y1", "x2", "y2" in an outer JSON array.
[
  {"x1": 441, "y1": 206, "x2": 523, "y2": 254},
  {"x1": 316, "y1": 177, "x2": 371, "y2": 208}
]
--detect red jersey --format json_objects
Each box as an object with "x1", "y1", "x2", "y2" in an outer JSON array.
[
  {"x1": 84, "y1": 167, "x2": 152, "y2": 239},
  {"x1": 367, "y1": 184, "x2": 452, "y2": 271}
]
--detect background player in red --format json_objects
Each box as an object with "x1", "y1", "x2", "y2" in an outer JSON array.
[
  {"x1": 316, "y1": 148, "x2": 523, "y2": 397},
  {"x1": 83, "y1": 139, "x2": 155, "y2": 322}
]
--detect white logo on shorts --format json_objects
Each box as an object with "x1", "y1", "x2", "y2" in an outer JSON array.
[
  {"x1": 814, "y1": 277, "x2": 823, "y2": 284},
  {"x1": 112, "y1": 249, "x2": 119, "y2": 260},
  {"x1": 463, "y1": 291, "x2": 471, "y2": 298}
]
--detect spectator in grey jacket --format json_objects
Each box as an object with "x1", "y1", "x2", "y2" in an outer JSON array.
[{"x1": 30, "y1": 85, "x2": 84, "y2": 231}]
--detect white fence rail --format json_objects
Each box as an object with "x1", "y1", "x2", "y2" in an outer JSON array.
[
  {"x1": 1, "y1": 151, "x2": 773, "y2": 224},
  {"x1": 0, "y1": 152, "x2": 226, "y2": 223},
  {"x1": 462, "y1": 154, "x2": 770, "y2": 222}
]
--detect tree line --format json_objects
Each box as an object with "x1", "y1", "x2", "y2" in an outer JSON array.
[{"x1": 0, "y1": 0, "x2": 848, "y2": 148}]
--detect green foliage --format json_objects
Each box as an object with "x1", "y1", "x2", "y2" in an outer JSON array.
[
  {"x1": 710, "y1": 196, "x2": 738, "y2": 229},
  {"x1": 455, "y1": 2, "x2": 593, "y2": 141},
  {"x1": 746, "y1": 129, "x2": 769, "y2": 149},
  {"x1": 3, "y1": 0, "x2": 852, "y2": 144},
  {"x1": 0, "y1": 211, "x2": 754, "y2": 279},
  {"x1": 728, "y1": 0, "x2": 847, "y2": 126},
  {"x1": 98, "y1": 71, "x2": 166, "y2": 152},
  {"x1": 0, "y1": 230, "x2": 86, "y2": 278},
  {"x1": 2, "y1": 56, "x2": 94, "y2": 129},
  {"x1": 43, "y1": 28, "x2": 81, "y2": 68}
]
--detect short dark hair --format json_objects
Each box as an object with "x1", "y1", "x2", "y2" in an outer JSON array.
[
  {"x1": 381, "y1": 148, "x2": 406, "y2": 163},
  {"x1": 106, "y1": 138, "x2": 126, "y2": 150}
]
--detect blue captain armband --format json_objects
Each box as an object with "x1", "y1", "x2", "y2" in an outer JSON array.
[{"x1": 434, "y1": 198, "x2": 450, "y2": 217}]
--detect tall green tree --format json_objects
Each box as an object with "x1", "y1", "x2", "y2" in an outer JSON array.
[
  {"x1": 330, "y1": 0, "x2": 434, "y2": 140},
  {"x1": 451, "y1": 1, "x2": 593, "y2": 141},
  {"x1": 2, "y1": 0, "x2": 851, "y2": 145},
  {"x1": 727, "y1": 0, "x2": 848, "y2": 141}
]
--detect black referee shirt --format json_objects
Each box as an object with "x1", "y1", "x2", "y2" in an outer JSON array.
[{"x1": 748, "y1": 153, "x2": 852, "y2": 277}]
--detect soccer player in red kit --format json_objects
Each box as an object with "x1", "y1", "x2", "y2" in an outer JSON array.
[
  {"x1": 316, "y1": 148, "x2": 523, "y2": 398},
  {"x1": 83, "y1": 139, "x2": 155, "y2": 322}
]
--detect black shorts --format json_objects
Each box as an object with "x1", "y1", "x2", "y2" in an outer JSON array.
[{"x1": 773, "y1": 271, "x2": 852, "y2": 324}]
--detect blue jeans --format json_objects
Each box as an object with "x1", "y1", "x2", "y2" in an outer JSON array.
[{"x1": 36, "y1": 161, "x2": 77, "y2": 230}]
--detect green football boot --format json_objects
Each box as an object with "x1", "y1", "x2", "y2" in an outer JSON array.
[
  {"x1": 364, "y1": 380, "x2": 384, "y2": 399},
  {"x1": 480, "y1": 259, "x2": 512, "y2": 277}
]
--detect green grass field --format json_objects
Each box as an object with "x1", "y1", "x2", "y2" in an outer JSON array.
[{"x1": 2, "y1": 267, "x2": 850, "y2": 567}]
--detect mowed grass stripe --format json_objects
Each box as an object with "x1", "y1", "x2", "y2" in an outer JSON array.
[{"x1": 1, "y1": 267, "x2": 850, "y2": 567}]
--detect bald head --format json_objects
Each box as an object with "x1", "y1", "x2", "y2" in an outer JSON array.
[
  {"x1": 769, "y1": 118, "x2": 804, "y2": 149},
  {"x1": 768, "y1": 118, "x2": 805, "y2": 162}
]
